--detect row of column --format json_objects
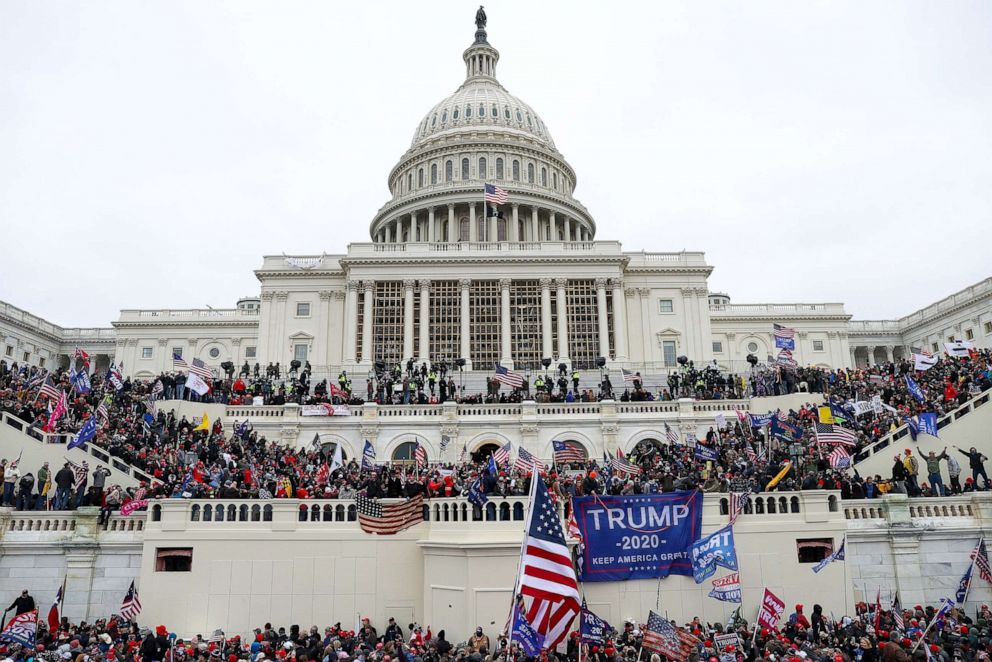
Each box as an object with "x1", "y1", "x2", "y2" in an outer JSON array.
[
  {"x1": 850, "y1": 344, "x2": 907, "y2": 367},
  {"x1": 343, "y1": 277, "x2": 628, "y2": 368},
  {"x1": 373, "y1": 203, "x2": 592, "y2": 244}
]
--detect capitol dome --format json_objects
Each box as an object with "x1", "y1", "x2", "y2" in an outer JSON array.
[{"x1": 369, "y1": 11, "x2": 595, "y2": 245}]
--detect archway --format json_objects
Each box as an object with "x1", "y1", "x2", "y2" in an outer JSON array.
[{"x1": 472, "y1": 443, "x2": 501, "y2": 463}]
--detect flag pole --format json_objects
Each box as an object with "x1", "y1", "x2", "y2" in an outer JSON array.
[{"x1": 507, "y1": 468, "x2": 540, "y2": 655}]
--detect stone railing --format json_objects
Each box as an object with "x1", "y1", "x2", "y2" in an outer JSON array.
[
  {"x1": 344, "y1": 241, "x2": 625, "y2": 259},
  {"x1": 0, "y1": 506, "x2": 145, "y2": 542},
  {"x1": 852, "y1": 388, "x2": 991, "y2": 464},
  {"x1": 709, "y1": 302, "x2": 848, "y2": 316},
  {"x1": 843, "y1": 493, "x2": 992, "y2": 528},
  {"x1": 0, "y1": 301, "x2": 64, "y2": 338},
  {"x1": 117, "y1": 308, "x2": 259, "y2": 321},
  {"x1": 847, "y1": 320, "x2": 903, "y2": 335},
  {"x1": 1, "y1": 411, "x2": 158, "y2": 485}
]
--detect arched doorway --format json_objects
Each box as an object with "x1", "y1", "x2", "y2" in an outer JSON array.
[
  {"x1": 392, "y1": 441, "x2": 419, "y2": 465},
  {"x1": 553, "y1": 440, "x2": 588, "y2": 469},
  {"x1": 472, "y1": 442, "x2": 501, "y2": 463}
]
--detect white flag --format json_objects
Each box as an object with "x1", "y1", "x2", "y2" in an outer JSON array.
[
  {"x1": 944, "y1": 341, "x2": 974, "y2": 358},
  {"x1": 330, "y1": 443, "x2": 344, "y2": 473},
  {"x1": 715, "y1": 414, "x2": 727, "y2": 430},
  {"x1": 185, "y1": 372, "x2": 210, "y2": 396},
  {"x1": 913, "y1": 353, "x2": 938, "y2": 371}
]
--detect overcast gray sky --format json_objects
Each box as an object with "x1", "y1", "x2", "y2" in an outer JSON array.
[{"x1": 1, "y1": 1, "x2": 989, "y2": 328}]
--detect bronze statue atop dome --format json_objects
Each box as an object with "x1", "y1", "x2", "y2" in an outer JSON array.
[{"x1": 475, "y1": 6, "x2": 487, "y2": 31}]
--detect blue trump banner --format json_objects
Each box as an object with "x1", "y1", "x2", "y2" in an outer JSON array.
[
  {"x1": 694, "y1": 442, "x2": 719, "y2": 462},
  {"x1": 770, "y1": 418, "x2": 803, "y2": 442},
  {"x1": 749, "y1": 413, "x2": 774, "y2": 428},
  {"x1": 919, "y1": 413, "x2": 939, "y2": 438},
  {"x1": 574, "y1": 491, "x2": 703, "y2": 582},
  {"x1": 906, "y1": 375, "x2": 925, "y2": 403},
  {"x1": 511, "y1": 606, "x2": 545, "y2": 655},
  {"x1": 708, "y1": 572, "x2": 742, "y2": 603},
  {"x1": 690, "y1": 524, "x2": 738, "y2": 583},
  {"x1": 580, "y1": 603, "x2": 612, "y2": 644}
]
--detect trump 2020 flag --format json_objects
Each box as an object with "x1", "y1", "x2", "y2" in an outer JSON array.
[
  {"x1": 0, "y1": 610, "x2": 38, "y2": 647},
  {"x1": 69, "y1": 368, "x2": 91, "y2": 394},
  {"x1": 579, "y1": 602, "x2": 612, "y2": 644},
  {"x1": 919, "y1": 413, "x2": 939, "y2": 438},
  {"x1": 905, "y1": 375, "x2": 925, "y2": 403},
  {"x1": 812, "y1": 538, "x2": 846, "y2": 573},
  {"x1": 511, "y1": 604, "x2": 545, "y2": 656},
  {"x1": 361, "y1": 440, "x2": 376, "y2": 470},
  {"x1": 708, "y1": 572, "x2": 742, "y2": 603},
  {"x1": 690, "y1": 525, "x2": 738, "y2": 583},
  {"x1": 67, "y1": 418, "x2": 97, "y2": 450},
  {"x1": 467, "y1": 478, "x2": 488, "y2": 507},
  {"x1": 955, "y1": 563, "x2": 974, "y2": 605}
]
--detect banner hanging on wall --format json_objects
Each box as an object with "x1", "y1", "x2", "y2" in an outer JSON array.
[{"x1": 573, "y1": 491, "x2": 703, "y2": 582}]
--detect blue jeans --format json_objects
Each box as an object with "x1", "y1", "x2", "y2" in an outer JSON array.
[
  {"x1": 3, "y1": 483, "x2": 14, "y2": 506},
  {"x1": 176, "y1": 384, "x2": 185, "y2": 400},
  {"x1": 54, "y1": 487, "x2": 71, "y2": 510},
  {"x1": 929, "y1": 472, "x2": 944, "y2": 496}
]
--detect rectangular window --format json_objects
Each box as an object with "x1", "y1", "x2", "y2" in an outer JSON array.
[
  {"x1": 985, "y1": 321, "x2": 992, "y2": 334},
  {"x1": 427, "y1": 280, "x2": 459, "y2": 363},
  {"x1": 141, "y1": 347, "x2": 153, "y2": 359},
  {"x1": 294, "y1": 344, "x2": 308, "y2": 362},
  {"x1": 245, "y1": 346, "x2": 257, "y2": 359},
  {"x1": 662, "y1": 341, "x2": 677, "y2": 367},
  {"x1": 155, "y1": 547, "x2": 193, "y2": 572},
  {"x1": 965, "y1": 329, "x2": 974, "y2": 340},
  {"x1": 296, "y1": 302, "x2": 311, "y2": 317},
  {"x1": 5, "y1": 346, "x2": 12, "y2": 357},
  {"x1": 712, "y1": 341, "x2": 723, "y2": 353},
  {"x1": 22, "y1": 352, "x2": 29, "y2": 362},
  {"x1": 812, "y1": 340, "x2": 824, "y2": 351},
  {"x1": 932, "y1": 342, "x2": 939, "y2": 353},
  {"x1": 470, "y1": 280, "x2": 502, "y2": 371},
  {"x1": 948, "y1": 336, "x2": 955, "y2": 342},
  {"x1": 38, "y1": 357, "x2": 45, "y2": 368},
  {"x1": 565, "y1": 279, "x2": 601, "y2": 370},
  {"x1": 658, "y1": 299, "x2": 673, "y2": 313},
  {"x1": 371, "y1": 281, "x2": 404, "y2": 366},
  {"x1": 796, "y1": 538, "x2": 834, "y2": 564},
  {"x1": 172, "y1": 347, "x2": 183, "y2": 359}
]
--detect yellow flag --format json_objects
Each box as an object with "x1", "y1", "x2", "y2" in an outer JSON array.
[
  {"x1": 818, "y1": 406, "x2": 835, "y2": 425},
  {"x1": 193, "y1": 412, "x2": 210, "y2": 432},
  {"x1": 765, "y1": 460, "x2": 793, "y2": 491}
]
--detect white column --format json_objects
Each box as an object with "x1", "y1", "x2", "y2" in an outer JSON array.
[
  {"x1": 564, "y1": 217, "x2": 572, "y2": 242},
  {"x1": 531, "y1": 208, "x2": 540, "y2": 242},
  {"x1": 469, "y1": 203, "x2": 478, "y2": 242},
  {"x1": 489, "y1": 208, "x2": 497, "y2": 242},
  {"x1": 555, "y1": 277, "x2": 569, "y2": 363},
  {"x1": 540, "y1": 278, "x2": 553, "y2": 361},
  {"x1": 403, "y1": 279, "x2": 416, "y2": 361},
  {"x1": 595, "y1": 278, "x2": 610, "y2": 360},
  {"x1": 385, "y1": 223, "x2": 393, "y2": 243},
  {"x1": 428, "y1": 207, "x2": 436, "y2": 243},
  {"x1": 460, "y1": 279, "x2": 472, "y2": 368},
  {"x1": 408, "y1": 213, "x2": 416, "y2": 242},
  {"x1": 343, "y1": 282, "x2": 358, "y2": 363},
  {"x1": 549, "y1": 212, "x2": 557, "y2": 241},
  {"x1": 317, "y1": 290, "x2": 332, "y2": 368},
  {"x1": 360, "y1": 281, "x2": 374, "y2": 364},
  {"x1": 418, "y1": 280, "x2": 431, "y2": 363},
  {"x1": 500, "y1": 278, "x2": 512, "y2": 368},
  {"x1": 448, "y1": 204, "x2": 455, "y2": 242},
  {"x1": 510, "y1": 204, "x2": 519, "y2": 242},
  {"x1": 611, "y1": 279, "x2": 628, "y2": 360}
]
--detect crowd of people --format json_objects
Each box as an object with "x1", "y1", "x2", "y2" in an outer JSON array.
[
  {"x1": 0, "y1": 350, "x2": 988, "y2": 516},
  {"x1": 6, "y1": 592, "x2": 992, "y2": 662}
]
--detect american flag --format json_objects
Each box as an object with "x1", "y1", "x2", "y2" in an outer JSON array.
[
  {"x1": 518, "y1": 471, "x2": 580, "y2": 649},
  {"x1": 493, "y1": 442, "x2": 512, "y2": 466},
  {"x1": 566, "y1": 505, "x2": 582, "y2": 540},
  {"x1": 891, "y1": 593, "x2": 904, "y2": 631},
  {"x1": 642, "y1": 611, "x2": 681, "y2": 659},
  {"x1": 189, "y1": 358, "x2": 212, "y2": 380},
  {"x1": 971, "y1": 538, "x2": 992, "y2": 585},
  {"x1": 773, "y1": 323, "x2": 796, "y2": 340},
  {"x1": 729, "y1": 489, "x2": 751, "y2": 525},
  {"x1": 827, "y1": 445, "x2": 851, "y2": 469},
  {"x1": 38, "y1": 376, "x2": 60, "y2": 401},
  {"x1": 356, "y1": 495, "x2": 424, "y2": 535},
  {"x1": 172, "y1": 352, "x2": 188, "y2": 370},
  {"x1": 414, "y1": 442, "x2": 427, "y2": 468},
  {"x1": 96, "y1": 396, "x2": 111, "y2": 421},
  {"x1": 120, "y1": 581, "x2": 142, "y2": 620},
  {"x1": 514, "y1": 447, "x2": 542, "y2": 474},
  {"x1": 610, "y1": 453, "x2": 641, "y2": 476},
  {"x1": 744, "y1": 445, "x2": 757, "y2": 462},
  {"x1": 776, "y1": 349, "x2": 798, "y2": 369},
  {"x1": 484, "y1": 183, "x2": 508, "y2": 205},
  {"x1": 621, "y1": 368, "x2": 638, "y2": 384},
  {"x1": 665, "y1": 423, "x2": 679, "y2": 445},
  {"x1": 459, "y1": 443, "x2": 468, "y2": 463},
  {"x1": 814, "y1": 421, "x2": 857, "y2": 446},
  {"x1": 552, "y1": 440, "x2": 585, "y2": 464},
  {"x1": 494, "y1": 364, "x2": 524, "y2": 389},
  {"x1": 65, "y1": 458, "x2": 89, "y2": 490},
  {"x1": 152, "y1": 380, "x2": 164, "y2": 396}
]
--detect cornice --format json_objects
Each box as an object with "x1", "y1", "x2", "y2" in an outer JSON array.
[
  {"x1": 112, "y1": 320, "x2": 261, "y2": 330},
  {"x1": 254, "y1": 269, "x2": 345, "y2": 281},
  {"x1": 710, "y1": 314, "x2": 853, "y2": 323},
  {"x1": 339, "y1": 254, "x2": 629, "y2": 268},
  {"x1": 0, "y1": 313, "x2": 64, "y2": 344}
]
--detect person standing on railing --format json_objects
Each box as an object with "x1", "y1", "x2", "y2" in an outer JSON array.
[
  {"x1": 955, "y1": 446, "x2": 991, "y2": 490},
  {"x1": 947, "y1": 453, "x2": 962, "y2": 494},
  {"x1": 917, "y1": 447, "x2": 949, "y2": 497},
  {"x1": 53, "y1": 462, "x2": 74, "y2": 510},
  {"x1": 36, "y1": 461, "x2": 50, "y2": 510},
  {"x1": 2, "y1": 460, "x2": 20, "y2": 507}
]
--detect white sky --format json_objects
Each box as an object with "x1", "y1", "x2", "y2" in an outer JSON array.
[{"x1": 1, "y1": 1, "x2": 990, "y2": 328}]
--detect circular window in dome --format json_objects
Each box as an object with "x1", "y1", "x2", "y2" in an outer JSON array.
[
  {"x1": 453, "y1": 108, "x2": 459, "y2": 120},
  {"x1": 209, "y1": 347, "x2": 220, "y2": 359},
  {"x1": 747, "y1": 342, "x2": 758, "y2": 353},
  {"x1": 441, "y1": 110, "x2": 447, "y2": 123},
  {"x1": 504, "y1": 106, "x2": 510, "y2": 119},
  {"x1": 466, "y1": 105, "x2": 472, "y2": 118}
]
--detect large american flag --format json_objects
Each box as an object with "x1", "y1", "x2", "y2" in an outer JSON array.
[
  {"x1": 356, "y1": 495, "x2": 424, "y2": 535},
  {"x1": 172, "y1": 352, "x2": 188, "y2": 370},
  {"x1": 552, "y1": 440, "x2": 585, "y2": 464},
  {"x1": 971, "y1": 538, "x2": 992, "y2": 585},
  {"x1": 518, "y1": 471, "x2": 580, "y2": 649},
  {"x1": 514, "y1": 447, "x2": 542, "y2": 474},
  {"x1": 827, "y1": 445, "x2": 851, "y2": 469},
  {"x1": 414, "y1": 442, "x2": 427, "y2": 469},
  {"x1": 494, "y1": 364, "x2": 524, "y2": 388},
  {"x1": 814, "y1": 421, "x2": 857, "y2": 446},
  {"x1": 642, "y1": 611, "x2": 681, "y2": 659},
  {"x1": 773, "y1": 323, "x2": 796, "y2": 340},
  {"x1": 621, "y1": 368, "x2": 638, "y2": 384},
  {"x1": 891, "y1": 593, "x2": 904, "y2": 631},
  {"x1": 665, "y1": 423, "x2": 679, "y2": 445},
  {"x1": 610, "y1": 453, "x2": 641, "y2": 476},
  {"x1": 38, "y1": 376, "x2": 60, "y2": 401},
  {"x1": 729, "y1": 489, "x2": 751, "y2": 525},
  {"x1": 189, "y1": 358, "x2": 212, "y2": 380},
  {"x1": 484, "y1": 183, "x2": 508, "y2": 205},
  {"x1": 493, "y1": 442, "x2": 512, "y2": 466},
  {"x1": 120, "y1": 581, "x2": 142, "y2": 620}
]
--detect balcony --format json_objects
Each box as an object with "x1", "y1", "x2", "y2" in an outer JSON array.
[
  {"x1": 709, "y1": 302, "x2": 848, "y2": 317},
  {"x1": 116, "y1": 308, "x2": 260, "y2": 323}
]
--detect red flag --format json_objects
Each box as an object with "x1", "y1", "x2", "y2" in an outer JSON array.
[
  {"x1": 48, "y1": 579, "x2": 65, "y2": 631},
  {"x1": 873, "y1": 588, "x2": 882, "y2": 632}
]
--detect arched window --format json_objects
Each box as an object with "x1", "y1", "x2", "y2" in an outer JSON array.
[
  {"x1": 516, "y1": 109, "x2": 522, "y2": 122},
  {"x1": 466, "y1": 104, "x2": 472, "y2": 118},
  {"x1": 431, "y1": 164, "x2": 437, "y2": 184},
  {"x1": 445, "y1": 160, "x2": 453, "y2": 182},
  {"x1": 497, "y1": 218, "x2": 507, "y2": 241},
  {"x1": 527, "y1": 163, "x2": 535, "y2": 183},
  {"x1": 459, "y1": 217, "x2": 470, "y2": 242},
  {"x1": 479, "y1": 157, "x2": 487, "y2": 179},
  {"x1": 496, "y1": 158, "x2": 504, "y2": 179},
  {"x1": 553, "y1": 172, "x2": 558, "y2": 189},
  {"x1": 392, "y1": 441, "x2": 423, "y2": 464},
  {"x1": 407, "y1": 173, "x2": 412, "y2": 191},
  {"x1": 492, "y1": 104, "x2": 498, "y2": 117},
  {"x1": 441, "y1": 110, "x2": 447, "y2": 123},
  {"x1": 526, "y1": 112, "x2": 532, "y2": 127},
  {"x1": 453, "y1": 107, "x2": 459, "y2": 120},
  {"x1": 541, "y1": 167, "x2": 547, "y2": 186},
  {"x1": 504, "y1": 106, "x2": 511, "y2": 119},
  {"x1": 512, "y1": 160, "x2": 520, "y2": 181},
  {"x1": 461, "y1": 158, "x2": 470, "y2": 180},
  {"x1": 418, "y1": 168, "x2": 424, "y2": 187},
  {"x1": 479, "y1": 103, "x2": 485, "y2": 117}
]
